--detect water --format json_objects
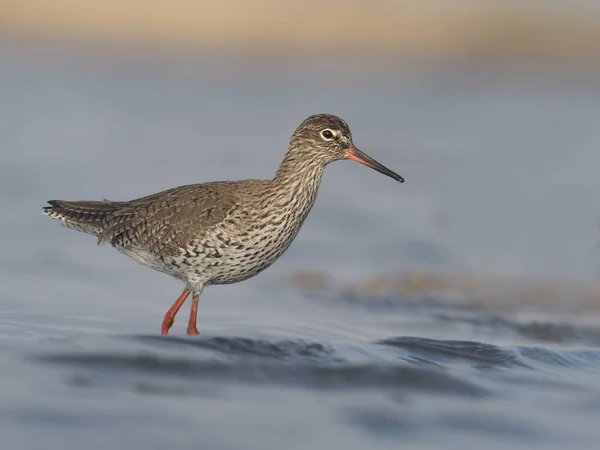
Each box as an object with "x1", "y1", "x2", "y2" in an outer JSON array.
[{"x1": 2, "y1": 45, "x2": 600, "y2": 449}]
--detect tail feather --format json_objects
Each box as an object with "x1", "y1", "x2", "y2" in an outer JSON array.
[{"x1": 43, "y1": 199, "x2": 120, "y2": 238}]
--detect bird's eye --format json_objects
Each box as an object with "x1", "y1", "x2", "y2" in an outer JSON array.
[{"x1": 321, "y1": 129, "x2": 334, "y2": 140}]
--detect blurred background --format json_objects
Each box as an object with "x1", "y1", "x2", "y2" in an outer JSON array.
[{"x1": 2, "y1": 1, "x2": 600, "y2": 450}]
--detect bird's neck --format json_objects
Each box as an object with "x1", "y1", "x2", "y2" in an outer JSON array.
[{"x1": 269, "y1": 147, "x2": 325, "y2": 216}]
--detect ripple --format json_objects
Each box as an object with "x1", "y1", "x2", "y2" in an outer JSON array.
[
  {"x1": 378, "y1": 336, "x2": 600, "y2": 371},
  {"x1": 36, "y1": 354, "x2": 487, "y2": 396},
  {"x1": 435, "y1": 314, "x2": 600, "y2": 346},
  {"x1": 130, "y1": 335, "x2": 342, "y2": 362},
  {"x1": 30, "y1": 334, "x2": 600, "y2": 407},
  {"x1": 32, "y1": 335, "x2": 489, "y2": 397},
  {"x1": 377, "y1": 337, "x2": 529, "y2": 369}
]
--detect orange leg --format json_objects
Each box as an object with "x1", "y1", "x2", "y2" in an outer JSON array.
[
  {"x1": 161, "y1": 289, "x2": 190, "y2": 335},
  {"x1": 186, "y1": 293, "x2": 200, "y2": 335}
]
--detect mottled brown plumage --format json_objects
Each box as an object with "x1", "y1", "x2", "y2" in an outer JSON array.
[{"x1": 43, "y1": 114, "x2": 404, "y2": 335}]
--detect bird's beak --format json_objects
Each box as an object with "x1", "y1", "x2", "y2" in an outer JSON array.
[{"x1": 344, "y1": 147, "x2": 405, "y2": 183}]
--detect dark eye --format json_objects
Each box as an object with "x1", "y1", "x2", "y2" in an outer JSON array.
[{"x1": 321, "y1": 130, "x2": 334, "y2": 140}]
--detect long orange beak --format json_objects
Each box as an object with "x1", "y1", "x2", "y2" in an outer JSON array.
[{"x1": 345, "y1": 147, "x2": 405, "y2": 183}]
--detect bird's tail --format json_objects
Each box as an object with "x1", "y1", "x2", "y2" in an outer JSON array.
[{"x1": 43, "y1": 199, "x2": 120, "y2": 238}]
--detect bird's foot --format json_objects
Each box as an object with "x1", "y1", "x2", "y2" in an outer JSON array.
[
  {"x1": 161, "y1": 317, "x2": 174, "y2": 335},
  {"x1": 186, "y1": 326, "x2": 199, "y2": 336},
  {"x1": 161, "y1": 288, "x2": 192, "y2": 336}
]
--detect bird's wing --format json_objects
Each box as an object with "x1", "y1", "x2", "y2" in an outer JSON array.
[{"x1": 99, "y1": 182, "x2": 239, "y2": 254}]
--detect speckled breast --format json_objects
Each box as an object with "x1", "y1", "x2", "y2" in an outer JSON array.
[{"x1": 185, "y1": 213, "x2": 304, "y2": 285}]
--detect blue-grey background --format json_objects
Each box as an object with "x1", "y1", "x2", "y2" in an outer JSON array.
[{"x1": 2, "y1": 34, "x2": 600, "y2": 450}]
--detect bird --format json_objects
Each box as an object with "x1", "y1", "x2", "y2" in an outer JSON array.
[{"x1": 43, "y1": 114, "x2": 404, "y2": 335}]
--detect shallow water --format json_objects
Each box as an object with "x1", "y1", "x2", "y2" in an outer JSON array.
[{"x1": 2, "y1": 45, "x2": 600, "y2": 449}]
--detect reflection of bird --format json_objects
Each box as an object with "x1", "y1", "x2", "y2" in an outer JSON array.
[{"x1": 43, "y1": 114, "x2": 404, "y2": 335}]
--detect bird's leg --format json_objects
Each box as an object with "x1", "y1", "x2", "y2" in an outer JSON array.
[
  {"x1": 161, "y1": 289, "x2": 190, "y2": 335},
  {"x1": 186, "y1": 293, "x2": 200, "y2": 335}
]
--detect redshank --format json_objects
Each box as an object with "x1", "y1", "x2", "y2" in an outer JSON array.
[{"x1": 43, "y1": 114, "x2": 404, "y2": 335}]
